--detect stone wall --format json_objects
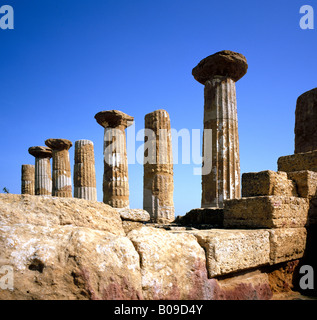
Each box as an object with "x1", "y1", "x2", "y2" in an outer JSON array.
[{"x1": 0, "y1": 193, "x2": 313, "y2": 300}]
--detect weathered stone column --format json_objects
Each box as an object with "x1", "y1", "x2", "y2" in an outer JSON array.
[
  {"x1": 143, "y1": 109, "x2": 175, "y2": 223},
  {"x1": 192, "y1": 50, "x2": 248, "y2": 208},
  {"x1": 73, "y1": 139, "x2": 97, "y2": 201},
  {"x1": 21, "y1": 164, "x2": 35, "y2": 195},
  {"x1": 295, "y1": 87, "x2": 317, "y2": 154},
  {"x1": 95, "y1": 110, "x2": 134, "y2": 208},
  {"x1": 45, "y1": 139, "x2": 72, "y2": 197},
  {"x1": 28, "y1": 146, "x2": 52, "y2": 195}
]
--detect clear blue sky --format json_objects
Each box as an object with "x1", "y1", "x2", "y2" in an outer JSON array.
[{"x1": 1, "y1": 0, "x2": 316, "y2": 216}]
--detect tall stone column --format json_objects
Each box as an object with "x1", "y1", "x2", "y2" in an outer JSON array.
[
  {"x1": 45, "y1": 139, "x2": 72, "y2": 198},
  {"x1": 95, "y1": 110, "x2": 134, "y2": 208},
  {"x1": 28, "y1": 146, "x2": 53, "y2": 195},
  {"x1": 192, "y1": 50, "x2": 248, "y2": 208},
  {"x1": 143, "y1": 109, "x2": 175, "y2": 223},
  {"x1": 21, "y1": 164, "x2": 35, "y2": 195},
  {"x1": 295, "y1": 87, "x2": 317, "y2": 153},
  {"x1": 74, "y1": 139, "x2": 97, "y2": 201}
]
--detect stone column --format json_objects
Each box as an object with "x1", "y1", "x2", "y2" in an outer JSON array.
[
  {"x1": 28, "y1": 146, "x2": 53, "y2": 195},
  {"x1": 295, "y1": 88, "x2": 317, "y2": 154},
  {"x1": 192, "y1": 50, "x2": 248, "y2": 208},
  {"x1": 143, "y1": 109, "x2": 175, "y2": 223},
  {"x1": 45, "y1": 139, "x2": 72, "y2": 197},
  {"x1": 73, "y1": 139, "x2": 97, "y2": 201},
  {"x1": 95, "y1": 110, "x2": 134, "y2": 208},
  {"x1": 21, "y1": 164, "x2": 35, "y2": 195}
]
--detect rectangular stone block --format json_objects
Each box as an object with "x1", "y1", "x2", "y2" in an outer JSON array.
[
  {"x1": 176, "y1": 208, "x2": 223, "y2": 227},
  {"x1": 278, "y1": 150, "x2": 317, "y2": 173},
  {"x1": 224, "y1": 196, "x2": 309, "y2": 228},
  {"x1": 269, "y1": 228, "x2": 307, "y2": 264},
  {"x1": 242, "y1": 170, "x2": 297, "y2": 197},
  {"x1": 287, "y1": 170, "x2": 317, "y2": 199},
  {"x1": 180, "y1": 229, "x2": 270, "y2": 278}
]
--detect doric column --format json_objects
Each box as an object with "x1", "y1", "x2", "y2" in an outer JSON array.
[
  {"x1": 45, "y1": 139, "x2": 72, "y2": 197},
  {"x1": 295, "y1": 88, "x2": 317, "y2": 153},
  {"x1": 21, "y1": 164, "x2": 35, "y2": 195},
  {"x1": 192, "y1": 50, "x2": 248, "y2": 208},
  {"x1": 95, "y1": 110, "x2": 134, "y2": 208},
  {"x1": 28, "y1": 146, "x2": 52, "y2": 195},
  {"x1": 143, "y1": 109, "x2": 174, "y2": 223},
  {"x1": 73, "y1": 139, "x2": 97, "y2": 201}
]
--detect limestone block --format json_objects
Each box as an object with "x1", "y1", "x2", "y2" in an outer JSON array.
[
  {"x1": 181, "y1": 229, "x2": 270, "y2": 278},
  {"x1": 268, "y1": 228, "x2": 307, "y2": 264},
  {"x1": 116, "y1": 208, "x2": 151, "y2": 222},
  {"x1": 127, "y1": 226, "x2": 214, "y2": 300},
  {"x1": 278, "y1": 150, "x2": 317, "y2": 173},
  {"x1": 224, "y1": 196, "x2": 309, "y2": 228},
  {"x1": 21, "y1": 164, "x2": 35, "y2": 195},
  {"x1": 295, "y1": 87, "x2": 317, "y2": 154},
  {"x1": 0, "y1": 194, "x2": 125, "y2": 236},
  {"x1": 287, "y1": 170, "x2": 317, "y2": 199},
  {"x1": 0, "y1": 223, "x2": 142, "y2": 300},
  {"x1": 242, "y1": 170, "x2": 297, "y2": 197}
]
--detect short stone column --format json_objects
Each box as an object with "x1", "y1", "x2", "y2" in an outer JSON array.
[
  {"x1": 28, "y1": 146, "x2": 53, "y2": 195},
  {"x1": 21, "y1": 164, "x2": 35, "y2": 195},
  {"x1": 73, "y1": 139, "x2": 97, "y2": 201},
  {"x1": 95, "y1": 110, "x2": 134, "y2": 208},
  {"x1": 295, "y1": 87, "x2": 317, "y2": 153},
  {"x1": 192, "y1": 50, "x2": 248, "y2": 208},
  {"x1": 143, "y1": 109, "x2": 175, "y2": 223},
  {"x1": 45, "y1": 139, "x2": 73, "y2": 197}
]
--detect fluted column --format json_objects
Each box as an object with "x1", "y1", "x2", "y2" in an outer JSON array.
[
  {"x1": 21, "y1": 164, "x2": 35, "y2": 195},
  {"x1": 95, "y1": 110, "x2": 134, "y2": 208},
  {"x1": 28, "y1": 146, "x2": 52, "y2": 195},
  {"x1": 45, "y1": 139, "x2": 72, "y2": 197},
  {"x1": 192, "y1": 50, "x2": 248, "y2": 208},
  {"x1": 143, "y1": 109, "x2": 174, "y2": 223},
  {"x1": 74, "y1": 139, "x2": 97, "y2": 200}
]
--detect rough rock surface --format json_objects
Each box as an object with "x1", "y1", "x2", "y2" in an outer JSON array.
[
  {"x1": 127, "y1": 226, "x2": 215, "y2": 300},
  {"x1": 116, "y1": 208, "x2": 151, "y2": 222},
  {"x1": 192, "y1": 50, "x2": 248, "y2": 84},
  {"x1": 278, "y1": 150, "x2": 317, "y2": 173},
  {"x1": 242, "y1": 170, "x2": 297, "y2": 197},
  {"x1": 175, "y1": 208, "x2": 224, "y2": 227},
  {"x1": 0, "y1": 194, "x2": 125, "y2": 236},
  {"x1": 295, "y1": 87, "x2": 317, "y2": 154},
  {"x1": 179, "y1": 229, "x2": 270, "y2": 278},
  {"x1": 224, "y1": 196, "x2": 309, "y2": 228},
  {"x1": 287, "y1": 170, "x2": 317, "y2": 199}
]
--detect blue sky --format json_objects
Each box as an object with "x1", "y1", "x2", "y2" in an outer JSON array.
[{"x1": 0, "y1": 0, "x2": 316, "y2": 216}]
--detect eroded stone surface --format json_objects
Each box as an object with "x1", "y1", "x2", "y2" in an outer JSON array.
[
  {"x1": 192, "y1": 50, "x2": 248, "y2": 84},
  {"x1": 269, "y1": 228, "x2": 307, "y2": 264},
  {"x1": 295, "y1": 88, "x2": 317, "y2": 154},
  {"x1": 287, "y1": 170, "x2": 317, "y2": 199},
  {"x1": 242, "y1": 170, "x2": 297, "y2": 197},
  {"x1": 45, "y1": 139, "x2": 73, "y2": 198},
  {"x1": 21, "y1": 164, "x2": 35, "y2": 195},
  {"x1": 116, "y1": 208, "x2": 151, "y2": 222},
  {"x1": 278, "y1": 150, "x2": 317, "y2": 173},
  {"x1": 224, "y1": 196, "x2": 309, "y2": 228},
  {"x1": 143, "y1": 109, "x2": 174, "y2": 223},
  {"x1": 175, "y1": 229, "x2": 270, "y2": 278},
  {"x1": 74, "y1": 140, "x2": 97, "y2": 201},
  {"x1": 95, "y1": 110, "x2": 133, "y2": 208}
]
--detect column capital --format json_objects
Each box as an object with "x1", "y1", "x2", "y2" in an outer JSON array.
[
  {"x1": 28, "y1": 146, "x2": 52, "y2": 158},
  {"x1": 192, "y1": 50, "x2": 248, "y2": 85},
  {"x1": 95, "y1": 110, "x2": 134, "y2": 129},
  {"x1": 45, "y1": 139, "x2": 73, "y2": 151}
]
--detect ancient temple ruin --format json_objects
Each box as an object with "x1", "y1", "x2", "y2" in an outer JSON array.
[
  {"x1": 95, "y1": 110, "x2": 134, "y2": 208},
  {"x1": 192, "y1": 50, "x2": 247, "y2": 208},
  {"x1": 143, "y1": 109, "x2": 175, "y2": 223},
  {"x1": 21, "y1": 164, "x2": 35, "y2": 195}
]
